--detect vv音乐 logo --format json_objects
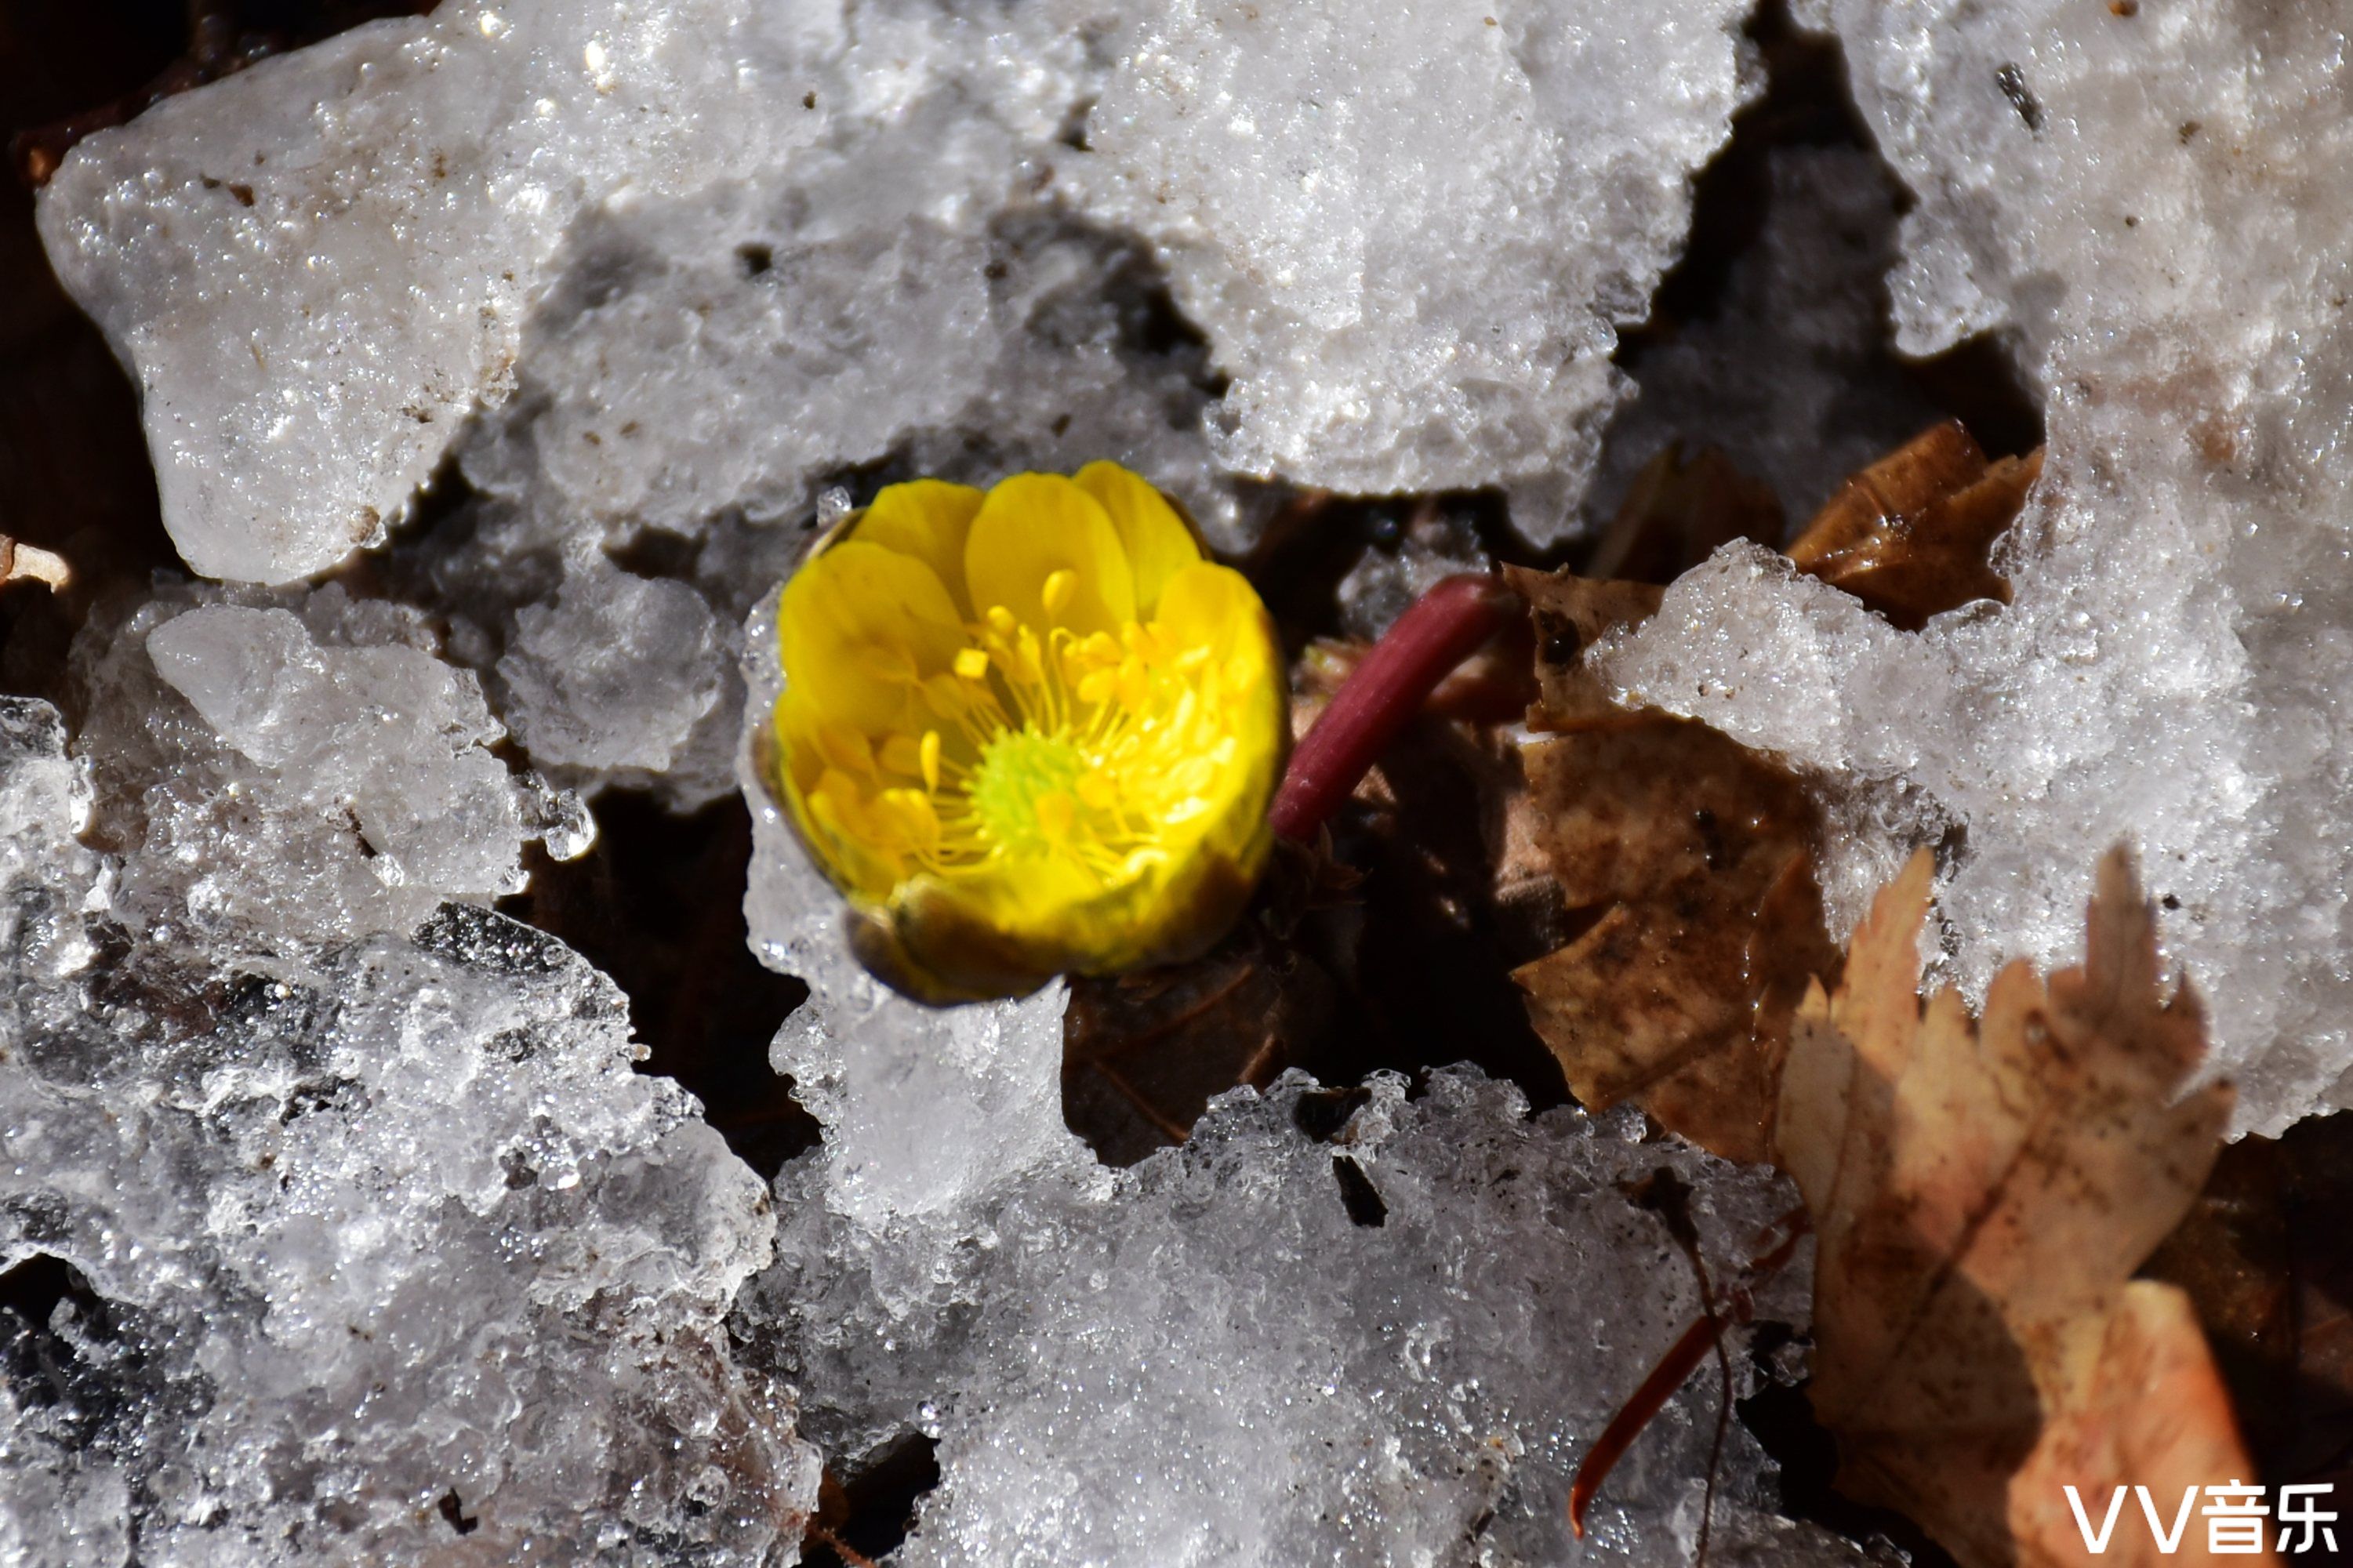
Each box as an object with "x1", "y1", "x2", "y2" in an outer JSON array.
[{"x1": 2066, "y1": 1483, "x2": 2338, "y2": 1555}]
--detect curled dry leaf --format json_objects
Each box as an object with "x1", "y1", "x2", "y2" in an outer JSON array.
[
  {"x1": 1785, "y1": 419, "x2": 2041, "y2": 630},
  {"x1": 1781, "y1": 848, "x2": 2259, "y2": 1568},
  {"x1": 1506, "y1": 568, "x2": 1839, "y2": 1163}
]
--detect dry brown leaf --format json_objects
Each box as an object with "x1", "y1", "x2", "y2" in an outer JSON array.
[
  {"x1": 1507, "y1": 426, "x2": 2044, "y2": 1161},
  {"x1": 1511, "y1": 720, "x2": 1838, "y2": 1163},
  {"x1": 2141, "y1": 1107, "x2": 2353, "y2": 1497},
  {"x1": 1063, "y1": 923, "x2": 1335, "y2": 1167},
  {"x1": 1785, "y1": 420, "x2": 2041, "y2": 630},
  {"x1": 2010, "y1": 1282, "x2": 2267, "y2": 1566},
  {"x1": 1506, "y1": 568, "x2": 1839, "y2": 1162},
  {"x1": 1781, "y1": 848, "x2": 2261, "y2": 1568}
]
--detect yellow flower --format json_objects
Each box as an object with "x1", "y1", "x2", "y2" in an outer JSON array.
[{"x1": 768, "y1": 463, "x2": 1286, "y2": 1003}]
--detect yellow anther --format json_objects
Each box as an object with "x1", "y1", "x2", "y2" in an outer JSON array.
[
  {"x1": 920, "y1": 729, "x2": 942, "y2": 793},
  {"x1": 1042, "y1": 568, "x2": 1077, "y2": 619},
  {"x1": 953, "y1": 647, "x2": 991, "y2": 681},
  {"x1": 881, "y1": 788, "x2": 941, "y2": 847}
]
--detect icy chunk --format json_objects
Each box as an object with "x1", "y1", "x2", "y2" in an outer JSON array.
[
  {"x1": 744, "y1": 1061, "x2": 1843, "y2": 1566},
  {"x1": 73, "y1": 583, "x2": 585, "y2": 949},
  {"x1": 33, "y1": 0, "x2": 1216, "y2": 588},
  {"x1": 459, "y1": 184, "x2": 1236, "y2": 546},
  {"x1": 0, "y1": 700, "x2": 100, "y2": 1004},
  {"x1": 34, "y1": 0, "x2": 841, "y2": 583},
  {"x1": 499, "y1": 555, "x2": 724, "y2": 773},
  {"x1": 896, "y1": 1069, "x2": 1814, "y2": 1566},
  {"x1": 1078, "y1": 0, "x2": 1759, "y2": 539},
  {"x1": 0, "y1": 1375, "x2": 133, "y2": 1568},
  {"x1": 0, "y1": 698, "x2": 815, "y2": 1564},
  {"x1": 40, "y1": 0, "x2": 1767, "y2": 586},
  {"x1": 1598, "y1": 2, "x2": 2353, "y2": 1134}
]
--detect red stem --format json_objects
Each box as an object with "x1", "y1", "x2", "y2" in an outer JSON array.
[
  {"x1": 1567, "y1": 1207, "x2": 1811, "y2": 1537},
  {"x1": 1569, "y1": 1313, "x2": 1719, "y2": 1539},
  {"x1": 1269, "y1": 573, "x2": 1521, "y2": 841}
]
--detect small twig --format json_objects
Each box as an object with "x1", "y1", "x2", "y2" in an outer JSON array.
[
  {"x1": 806, "y1": 1523, "x2": 881, "y2": 1568},
  {"x1": 1570, "y1": 1312, "x2": 1722, "y2": 1541},
  {"x1": 1269, "y1": 573, "x2": 1520, "y2": 841}
]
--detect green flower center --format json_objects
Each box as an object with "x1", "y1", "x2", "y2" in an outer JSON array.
[{"x1": 968, "y1": 726, "x2": 1088, "y2": 854}]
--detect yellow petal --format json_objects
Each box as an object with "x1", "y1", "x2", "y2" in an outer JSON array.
[
  {"x1": 965, "y1": 474, "x2": 1136, "y2": 638},
  {"x1": 1074, "y1": 461, "x2": 1201, "y2": 616},
  {"x1": 816, "y1": 720, "x2": 877, "y2": 776},
  {"x1": 772, "y1": 688, "x2": 833, "y2": 795},
  {"x1": 1149, "y1": 562, "x2": 1284, "y2": 858},
  {"x1": 852, "y1": 479, "x2": 986, "y2": 614},
  {"x1": 1150, "y1": 561, "x2": 1259, "y2": 663},
  {"x1": 790, "y1": 760, "x2": 905, "y2": 904},
  {"x1": 779, "y1": 541, "x2": 968, "y2": 733}
]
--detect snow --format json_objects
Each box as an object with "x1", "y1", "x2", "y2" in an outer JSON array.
[
  {"x1": 1593, "y1": 0, "x2": 2353, "y2": 1136},
  {"x1": 13, "y1": 0, "x2": 2337, "y2": 1558},
  {"x1": 0, "y1": 696, "x2": 814, "y2": 1564}
]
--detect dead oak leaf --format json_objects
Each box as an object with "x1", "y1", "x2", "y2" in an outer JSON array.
[{"x1": 1781, "y1": 848, "x2": 2259, "y2": 1568}]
